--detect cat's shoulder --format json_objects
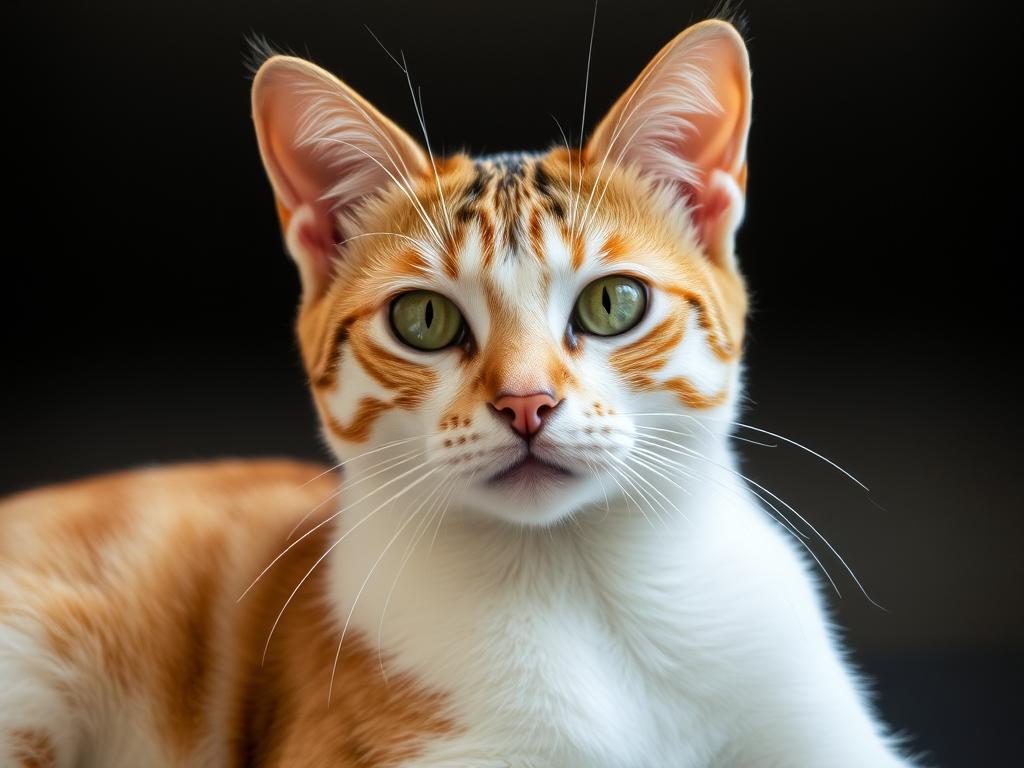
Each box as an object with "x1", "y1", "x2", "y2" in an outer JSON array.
[{"x1": 0, "y1": 459, "x2": 336, "y2": 560}]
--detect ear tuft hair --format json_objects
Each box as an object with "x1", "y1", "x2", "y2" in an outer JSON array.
[
  {"x1": 242, "y1": 33, "x2": 303, "y2": 80},
  {"x1": 708, "y1": 1, "x2": 750, "y2": 40}
]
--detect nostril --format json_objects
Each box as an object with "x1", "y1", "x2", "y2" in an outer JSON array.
[
  {"x1": 488, "y1": 402, "x2": 519, "y2": 425},
  {"x1": 492, "y1": 392, "x2": 560, "y2": 437}
]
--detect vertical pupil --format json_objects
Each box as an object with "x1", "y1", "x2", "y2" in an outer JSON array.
[
  {"x1": 425, "y1": 299, "x2": 434, "y2": 328},
  {"x1": 601, "y1": 285, "x2": 612, "y2": 314}
]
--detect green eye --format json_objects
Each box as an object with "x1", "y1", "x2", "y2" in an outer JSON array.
[
  {"x1": 389, "y1": 291, "x2": 465, "y2": 351},
  {"x1": 574, "y1": 275, "x2": 647, "y2": 336}
]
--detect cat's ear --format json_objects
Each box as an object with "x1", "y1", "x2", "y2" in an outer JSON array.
[
  {"x1": 252, "y1": 56, "x2": 429, "y2": 300},
  {"x1": 585, "y1": 20, "x2": 751, "y2": 268}
]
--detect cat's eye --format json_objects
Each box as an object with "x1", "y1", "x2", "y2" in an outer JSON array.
[
  {"x1": 389, "y1": 291, "x2": 465, "y2": 351},
  {"x1": 574, "y1": 275, "x2": 647, "y2": 337}
]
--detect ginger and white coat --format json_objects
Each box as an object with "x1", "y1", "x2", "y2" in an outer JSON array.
[{"x1": 1, "y1": 20, "x2": 915, "y2": 768}]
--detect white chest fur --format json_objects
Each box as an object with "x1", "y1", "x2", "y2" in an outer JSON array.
[{"x1": 327, "y1": 459, "x2": 908, "y2": 768}]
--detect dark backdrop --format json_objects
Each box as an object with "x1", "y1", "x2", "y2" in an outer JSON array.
[{"x1": 5, "y1": 1, "x2": 1021, "y2": 764}]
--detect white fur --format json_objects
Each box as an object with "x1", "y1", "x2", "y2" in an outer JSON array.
[{"x1": 317, "y1": 222, "x2": 916, "y2": 767}]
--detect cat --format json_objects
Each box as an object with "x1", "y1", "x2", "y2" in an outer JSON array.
[{"x1": 0, "y1": 19, "x2": 917, "y2": 768}]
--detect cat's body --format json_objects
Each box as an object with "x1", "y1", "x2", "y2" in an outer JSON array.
[
  {"x1": 1, "y1": 20, "x2": 915, "y2": 767},
  {"x1": 1, "y1": 456, "x2": 901, "y2": 768}
]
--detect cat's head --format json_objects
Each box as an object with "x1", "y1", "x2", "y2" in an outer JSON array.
[{"x1": 251, "y1": 20, "x2": 751, "y2": 525}]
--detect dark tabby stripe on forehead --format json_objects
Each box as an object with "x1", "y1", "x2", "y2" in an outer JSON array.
[
  {"x1": 531, "y1": 162, "x2": 566, "y2": 220},
  {"x1": 450, "y1": 153, "x2": 573, "y2": 262}
]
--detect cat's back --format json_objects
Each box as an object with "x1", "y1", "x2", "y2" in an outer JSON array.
[
  {"x1": 0, "y1": 459, "x2": 336, "y2": 767},
  {"x1": 0, "y1": 459, "x2": 333, "y2": 580}
]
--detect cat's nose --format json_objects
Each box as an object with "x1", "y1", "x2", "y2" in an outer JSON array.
[{"x1": 491, "y1": 392, "x2": 561, "y2": 438}]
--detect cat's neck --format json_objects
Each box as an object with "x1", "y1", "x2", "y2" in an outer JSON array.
[{"x1": 325, "y1": 435, "x2": 748, "y2": 635}]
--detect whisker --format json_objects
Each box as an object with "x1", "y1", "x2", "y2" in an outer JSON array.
[
  {"x1": 550, "y1": 115, "x2": 576, "y2": 233},
  {"x1": 330, "y1": 471, "x2": 447, "y2": 683},
  {"x1": 631, "y1": 432, "x2": 878, "y2": 605},
  {"x1": 314, "y1": 136, "x2": 446, "y2": 249},
  {"x1": 604, "y1": 450, "x2": 683, "y2": 524},
  {"x1": 377, "y1": 465, "x2": 460, "y2": 681},
  {"x1": 629, "y1": 441, "x2": 804, "y2": 538},
  {"x1": 428, "y1": 464, "x2": 474, "y2": 554},
  {"x1": 264, "y1": 463, "x2": 445, "y2": 668},
  {"x1": 238, "y1": 458, "x2": 436, "y2": 603},
  {"x1": 574, "y1": 32, "x2": 685, "y2": 237},
  {"x1": 625, "y1": 412, "x2": 868, "y2": 491},
  {"x1": 573, "y1": 0, "x2": 599, "y2": 233},
  {"x1": 367, "y1": 36, "x2": 455, "y2": 244},
  {"x1": 301, "y1": 431, "x2": 437, "y2": 487},
  {"x1": 295, "y1": 79, "x2": 440, "y2": 249},
  {"x1": 621, "y1": 450, "x2": 694, "y2": 499},
  {"x1": 336, "y1": 231, "x2": 433, "y2": 252},
  {"x1": 632, "y1": 423, "x2": 776, "y2": 456},
  {"x1": 581, "y1": 453, "x2": 612, "y2": 515},
  {"x1": 625, "y1": 441, "x2": 839, "y2": 595},
  {"x1": 578, "y1": 112, "x2": 655, "y2": 234},
  {"x1": 603, "y1": 462, "x2": 657, "y2": 529},
  {"x1": 288, "y1": 446, "x2": 428, "y2": 541},
  {"x1": 700, "y1": 415, "x2": 868, "y2": 491}
]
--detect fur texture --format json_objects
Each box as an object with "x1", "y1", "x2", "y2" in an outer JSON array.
[{"x1": 1, "y1": 20, "x2": 915, "y2": 767}]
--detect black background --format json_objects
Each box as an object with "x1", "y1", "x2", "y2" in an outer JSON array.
[{"x1": 5, "y1": 1, "x2": 1022, "y2": 764}]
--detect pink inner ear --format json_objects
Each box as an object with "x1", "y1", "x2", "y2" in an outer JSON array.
[
  {"x1": 692, "y1": 169, "x2": 745, "y2": 266},
  {"x1": 693, "y1": 179, "x2": 730, "y2": 244},
  {"x1": 285, "y1": 203, "x2": 338, "y2": 298},
  {"x1": 583, "y1": 22, "x2": 751, "y2": 261}
]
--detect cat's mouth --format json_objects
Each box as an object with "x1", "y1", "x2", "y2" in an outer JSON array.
[{"x1": 486, "y1": 454, "x2": 574, "y2": 487}]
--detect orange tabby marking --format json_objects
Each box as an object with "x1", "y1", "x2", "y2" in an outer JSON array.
[
  {"x1": 9, "y1": 729, "x2": 56, "y2": 768},
  {"x1": 0, "y1": 461, "x2": 455, "y2": 765}
]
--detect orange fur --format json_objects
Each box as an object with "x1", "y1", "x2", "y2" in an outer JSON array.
[
  {"x1": 0, "y1": 462, "x2": 454, "y2": 765},
  {"x1": 2, "y1": 25, "x2": 756, "y2": 763},
  {"x1": 9, "y1": 729, "x2": 56, "y2": 768}
]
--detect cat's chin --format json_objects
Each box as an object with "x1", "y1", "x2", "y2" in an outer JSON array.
[
  {"x1": 486, "y1": 455, "x2": 574, "y2": 488},
  {"x1": 460, "y1": 463, "x2": 599, "y2": 527}
]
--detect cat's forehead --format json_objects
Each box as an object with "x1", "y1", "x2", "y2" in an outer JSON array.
[
  {"x1": 453, "y1": 151, "x2": 570, "y2": 270},
  {"x1": 353, "y1": 148, "x2": 695, "y2": 290},
  {"x1": 330, "y1": 147, "x2": 743, "y2": 351}
]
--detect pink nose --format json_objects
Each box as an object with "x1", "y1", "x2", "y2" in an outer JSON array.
[{"x1": 492, "y1": 392, "x2": 560, "y2": 437}]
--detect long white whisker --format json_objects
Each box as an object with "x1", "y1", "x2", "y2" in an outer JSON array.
[
  {"x1": 237, "y1": 458, "x2": 436, "y2": 603},
  {"x1": 635, "y1": 423, "x2": 775, "y2": 449},
  {"x1": 287, "y1": 446, "x2": 428, "y2": 541},
  {"x1": 605, "y1": 450, "x2": 683, "y2": 524},
  {"x1": 574, "y1": 0, "x2": 599, "y2": 232},
  {"x1": 550, "y1": 115, "x2": 576, "y2": 232},
  {"x1": 376, "y1": 465, "x2": 460, "y2": 681},
  {"x1": 624, "y1": 412, "x2": 868, "y2": 491},
  {"x1": 626, "y1": 441, "x2": 838, "y2": 595},
  {"x1": 301, "y1": 431, "x2": 437, "y2": 487},
  {"x1": 330, "y1": 471, "x2": 446, "y2": 684},
  {"x1": 579, "y1": 113, "x2": 655, "y2": 234},
  {"x1": 263, "y1": 463, "x2": 444, "y2": 667},
  {"x1": 632, "y1": 435, "x2": 811, "y2": 538},
  {"x1": 336, "y1": 231, "x2": 433, "y2": 252},
  {"x1": 603, "y1": 462, "x2": 656, "y2": 529},
  {"x1": 629, "y1": 441, "x2": 808, "y2": 541},
  {"x1": 698, "y1": 416, "x2": 869, "y2": 491},
  {"x1": 428, "y1": 464, "x2": 473, "y2": 554},
  {"x1": 621, "y1": 450, "x2": 693, "y2": 498},
  {"x1": 296, "y1": 76, "x2": 434, "y2": 246},
  {"x1": 574, "y1": 33, "x2": 684, "y2": 239},
  {"x1": 633, "y1": 432, "x2": 877, "y2": 605},
  {"x1": 400, "y1": 51, "x2": 454, "y2": 242},
  {"x1": 315, "y1": 136, "x2": 446, "y2": 249}
]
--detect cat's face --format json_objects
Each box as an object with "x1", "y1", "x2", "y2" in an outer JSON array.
[{"x1": 253, "y1": 21, "x2": 751, "y2": 525}]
